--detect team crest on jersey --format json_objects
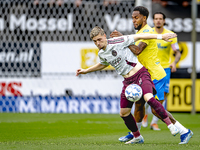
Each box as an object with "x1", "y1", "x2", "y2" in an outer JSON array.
[
  {"x1": 112, "y1": 50, "x2": 117, "y2": 56},
  {"x1": 155, "y1": 61, "x2": 160, "y2": 65},
  {"x1": 143, "y1": 29, "x2": 149, "y2": 33}
]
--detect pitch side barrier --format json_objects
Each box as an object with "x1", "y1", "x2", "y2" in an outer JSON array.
[{"x1": 0, "y1": 96, "x2": 120, "y2": 113}]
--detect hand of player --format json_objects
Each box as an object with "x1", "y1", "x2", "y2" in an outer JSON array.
[
  {"x1": 162, "y1": 33, "x2": 177, "y2": 42},
  {"x1": 169, "y1": 62, "x2": 177, "y2": 72},
  {"x1": 110, "y1": 30, "x2": 123, "y2": 38},
  {"x1": 76, "y1": 68, "x2": 87, "y2": 76}
]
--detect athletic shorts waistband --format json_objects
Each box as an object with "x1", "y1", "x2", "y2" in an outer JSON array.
[{"x1": 124, "y1": 66, "x2": 148, "y2": 82}]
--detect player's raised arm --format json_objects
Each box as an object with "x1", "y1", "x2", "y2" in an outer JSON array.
[
  {"x1": 76, "y1": 63, "x2": 108, "y2": 76},
  {"x1": 110, "y1": 30, "x2": 177, "y2": 42},
  {"x1": 133, "y1": 33, "x2": 177, "y2": 42}
]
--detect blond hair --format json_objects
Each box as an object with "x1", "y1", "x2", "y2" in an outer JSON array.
[{"x1": 90, "y1": 26, "x2": 105, "y2": 39}]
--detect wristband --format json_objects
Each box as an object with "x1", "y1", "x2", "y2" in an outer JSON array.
[{"x1": 157, "y1": 34, "x2": 162, "y2": 40}]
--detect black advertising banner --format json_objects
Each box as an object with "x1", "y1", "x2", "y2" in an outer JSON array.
[{"x1": 0, "y1": 42, "x2": 41, "y2": 77}]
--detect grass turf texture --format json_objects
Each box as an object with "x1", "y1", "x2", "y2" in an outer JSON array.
[{"x1": 0, "y1": 113, "x2": 199, "y2": 150}]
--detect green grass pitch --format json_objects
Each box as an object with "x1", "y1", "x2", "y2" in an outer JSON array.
[{"x1": 0, "y1": 113, "x2": 199, "y2": 150}]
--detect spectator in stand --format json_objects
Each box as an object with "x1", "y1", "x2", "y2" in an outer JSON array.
[{"x1": 152, "y1": 0, "x2": 191, "y2": 7}]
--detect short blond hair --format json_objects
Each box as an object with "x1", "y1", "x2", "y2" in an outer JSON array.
[{"x1": 90, "y1": 26, "x2": 105, "y2": 39}]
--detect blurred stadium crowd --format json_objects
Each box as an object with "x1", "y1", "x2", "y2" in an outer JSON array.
[
  {"x1": 33, "y1": 0, "x2": 132, "y2": 7},
  {"x1": 31, "y1": 0, "x2": 193, "y2": 7}
]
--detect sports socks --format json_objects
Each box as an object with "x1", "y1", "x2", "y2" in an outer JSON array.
[
  {"x1": 144, "y1": 102, "x2": 149, "y2": 114},
  {"x1": 136, "y1": 122, "x2": 142, "y2": 131},
  {"x1": 174, "y1": 121, "x2": 189, "y2": 135},
  {"x1": 147, "y1": 97, "x2": 171, "y2": 126},
  {"x1": 151, "y1": 115, "x2": 159, "y2": 125},
  {"x1": 121, "y1": 113, "x2": 140, "y2": 138}
]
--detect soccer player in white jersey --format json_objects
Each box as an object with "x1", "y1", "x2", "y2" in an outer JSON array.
[{"x1": 76, "y1": 26, "x2": 179, "y2": 144}]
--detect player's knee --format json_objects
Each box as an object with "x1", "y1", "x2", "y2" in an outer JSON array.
[
  {"x1": 120, "y1": 109, "x2": 131, "y2": 117},
  {"x1": 134, "y1": 113, "x2": 144, "y2": 122},
  {"x1": 120, "y1": 111, "x2": 129, "y2": 117},
  {"x1": 135, "y1": 99, "x2": 145, "y2": 109},
  {"x1": 143, "y1": 93, "x2": 154, "y2": 102},
  {"x1": 135, "y1": 102, "x2": 142, "y2": 109}
]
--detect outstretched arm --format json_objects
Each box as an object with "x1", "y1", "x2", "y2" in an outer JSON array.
[
  {"x1": 110, "y1": 30, "x2": 177, "y2": 42},
  {"x1": 133, "y1": 33, "x2": 177, "y2": 42},
  {"x1": 76, "y1": 63, "x2": 108, "y2": 76}
]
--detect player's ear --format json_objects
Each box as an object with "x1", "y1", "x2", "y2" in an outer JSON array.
[{"x1": 143, "y1": 16, "x2": 147, "y2": 21}]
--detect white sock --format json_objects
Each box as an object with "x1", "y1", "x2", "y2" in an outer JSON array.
[
  {"x1": 174, "y1": 121, "x2": 188, "y2": 135},
  {"x1": 151, "y1": 115, "x2": 159, "y2": 125},
  {"x1": 162, "y1": 100, "x2": 166, "y2": 109},
  {"x1": 135, "y1": 135, "x2": 142, "y2": 139},
  {"x1": 137, "y1": 122, "x2": 142, "y2": 131},
  {"x1": 167, "y1": 123, "x2": 173, "y2": 128},
  {"x1": 145, "y1": 103, "x2": 149, "y2": 114}
]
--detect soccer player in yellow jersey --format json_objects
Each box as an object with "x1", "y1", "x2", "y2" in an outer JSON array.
[
  {"x1": 114, "y1": 6, "x2": 193, "y2": 144},
  {"x1": 142, "y1": 12, "x2": 182, "y2": 131}
]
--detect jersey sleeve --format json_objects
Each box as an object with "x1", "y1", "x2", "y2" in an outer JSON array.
[
  {"x1": 122, "y1": 35, "x2": 135, "y2": 46},
  {"x1": 171, "y1": 37, "x2": 180, "y2": 51},
  {"x1": 107, "y1": 35, "x2": 135, "y2": 47},
  {"x1": 137, "y1": 38, "x2": 149, "y2": 46}
]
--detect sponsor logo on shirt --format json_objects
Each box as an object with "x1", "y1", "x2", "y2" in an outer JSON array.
[
  {"x1": 108, "y1": 57, "x2": 121, "y2": 67},
  {"x1": 143, "y1": 29, "x2": 149, "y2": 33},
  {"x1": 155, "y1": 61, "x2": 160, "y2": 65},
  {"x1": 157, "y1": 43, "x2": 168, "y2": 49}
]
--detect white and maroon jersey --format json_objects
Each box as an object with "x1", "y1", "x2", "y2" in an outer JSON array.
[{"x1": 98, "y1": 35, "x2": 138, "y2": 76}]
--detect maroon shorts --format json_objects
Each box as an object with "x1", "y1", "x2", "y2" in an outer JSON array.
[{"x1": 120, "y1": 66, "x2": 156, "y2": 108}]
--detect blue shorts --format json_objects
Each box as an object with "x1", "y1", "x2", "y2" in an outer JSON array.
[
  {"x1": 164, "y1": 68, "x2": 171, "y2": 94},
  {"x1": 153, "y1": 77, "x2": 166, "y2": 101}
]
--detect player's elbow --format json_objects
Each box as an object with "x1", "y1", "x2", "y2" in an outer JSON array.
[
  {"x1": 128, "y1": 45, "x2": 142, "y2": 55},
  {"x1": 134, "y1": 47, "x2": 142, "y2": 55},
  {"x1": 136, "y1": 50, "x2": 142, "y2": 55}
]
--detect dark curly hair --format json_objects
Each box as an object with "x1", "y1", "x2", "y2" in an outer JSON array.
[{"x1": 133, "y1": 6, "x2": 149, "y2": 19}]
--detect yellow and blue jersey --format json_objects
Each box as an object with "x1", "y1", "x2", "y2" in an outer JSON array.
[
  {"x1": 135, "y1": 24, "x2": 166, "y2": 81},
  {"x1": 152, "y1": 27, "x2": 179, "y2": 69}
]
